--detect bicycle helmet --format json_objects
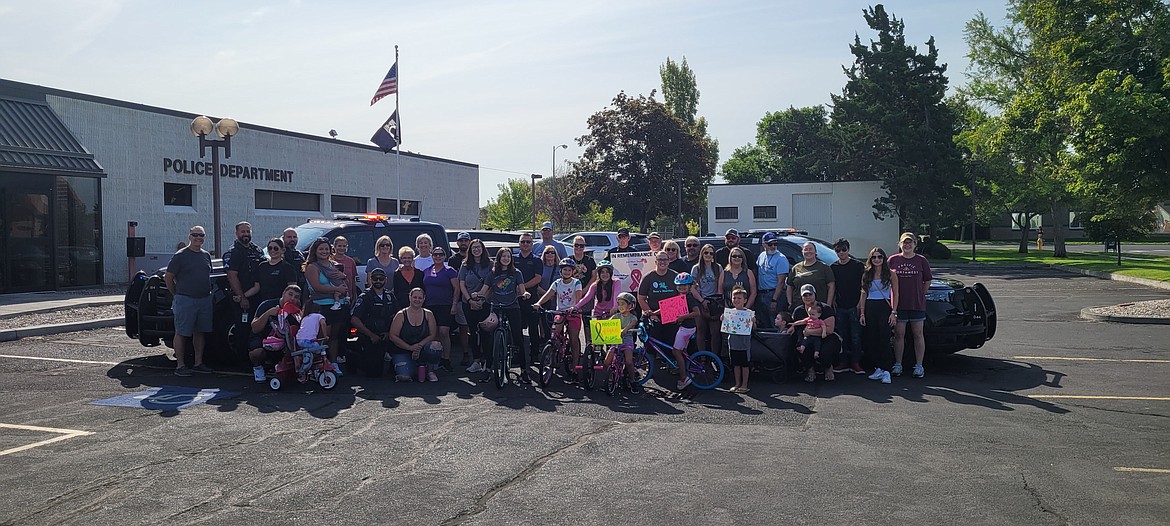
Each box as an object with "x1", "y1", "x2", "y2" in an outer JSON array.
[
  {"x1": 559, "y1": 257, "x2": 577, "y2": 269},
  {"x1": 596, "y1": 260, "x2": 614, "y2": 272},
  {"x1": 674, "y1": 272, "x2": 694, "y2": 285},
  {"x1": 617, "y1": 292, "x2": 636, "y2": 305}
]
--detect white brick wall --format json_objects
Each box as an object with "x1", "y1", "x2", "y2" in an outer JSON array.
[{"x1": 46, "y1": 96, "x2": 478, "y2": 284}]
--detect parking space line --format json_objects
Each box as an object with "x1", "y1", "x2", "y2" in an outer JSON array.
[
  {"x1": 1114, "y1": 467, "x2": 1170, "y2": 474},
  {"x1": 0, "y1": 423, "x2": 94, "y2": 456},
  {"x1": 1014, "y1": 356, "x2": 1170, "y2": 363},
  {"x1": 1027, "y1": 395, "x2": 1170, "y2": 401},
  {"x1": 0, "y1": 354, "x2": 250, "y2": 377}
]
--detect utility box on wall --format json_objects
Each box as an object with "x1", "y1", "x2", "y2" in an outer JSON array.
[{"x1": 126, "y1": 237, "x2": 146, "y2": 258}]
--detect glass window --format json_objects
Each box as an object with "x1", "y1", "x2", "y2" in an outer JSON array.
[
  {"x1": 331, "y1": 195, "x2": 366, "y2": 214},
  {"x1": 1069, "y1": 211, "x2": 1085, "y2": 230},
  {"x1": 400, "y1": 199, "x2": 420, "y2": 216},
  {"x1": 376, "y1": 198, "x2": 398, "y2": 215},
  {"x1": 256, "y1": 190, "x2": 320, "y2": 212},
  {"x1": 753, "y1": 205, "x2": 777, "y2": 220},
  {"x1": 55, "y1": 176, "x2": 101, "y2": 287},
  {"x1": 715, "y1": 206, "x2": 738, "y2": 220},
  {"x1": 1010, "y1": 213, "x2": 1042, "y2": 231},
  {"x1": 164, "y1": 183, "x2": 193, "y2": 207}
]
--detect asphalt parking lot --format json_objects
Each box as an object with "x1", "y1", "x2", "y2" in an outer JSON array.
[{"x1": 0, "y1": 266, "x2": 1167, "y2": 525}]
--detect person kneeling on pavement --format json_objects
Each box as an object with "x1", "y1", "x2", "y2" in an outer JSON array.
[
  {"x1": 349, "y1": 268, "x2": 397, "y2": 377},
  {"x1": 248, "y1": 285, "x2": 302, "y2": 383},
  {"x1": 387, "y1": 287, "x2": 443, "y2": 383}
]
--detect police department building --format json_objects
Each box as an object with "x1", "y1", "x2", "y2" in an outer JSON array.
[{"x1": 0, "y1": 78, "x2": 479, "y2": 293}]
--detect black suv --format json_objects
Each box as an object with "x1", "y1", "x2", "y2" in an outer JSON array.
[{"x1": 124, "y1": 215, "x2": 449, "y2": 360}]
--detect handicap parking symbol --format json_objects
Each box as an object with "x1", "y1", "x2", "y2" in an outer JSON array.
[{"x1": 92, "y1": 386, "x2": 239, "y2": 411}]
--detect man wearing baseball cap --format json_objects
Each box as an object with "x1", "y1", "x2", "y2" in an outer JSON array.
[
  {"x1": 449, "y1": 232, "x2": 472, "y2": 271},
  {"x1": 605, "y1": 227, "x2": 639, "y2": 260},
  {"x1": 647, "y1": 232, "x2": 664, "y2": 253},
  {"x1": 715, "y1": 228, "x2": 756, "y2": 272},
  {"x1": 349, "y1": 267, "x2": 396, "y2": 377},
  {"x1": 533, "y1": 221, "x2": 567, "y2": 259},
  {"x1": 755, "y1": 232, "x2": 789, "y2": 329}
]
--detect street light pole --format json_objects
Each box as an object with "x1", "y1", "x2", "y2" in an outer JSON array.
[
  {"x1": 552, "y1": 144, "x2": 567, "y2": 224},
  {"x1": 191, "y1": 116, "x2": 240, "y2": 257},
  {"x1": 531, "y1": 173, "x2": 543, "y2": 235}
]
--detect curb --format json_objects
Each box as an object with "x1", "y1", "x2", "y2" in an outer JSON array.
[
  {"x1": 0, "y1": 318, "x2": 123, "y2": 342},
  {"x1": 1079, "y1": 307, "x2": 1170, "y2": 325},
  {"x1": 0, "y1": 299, "x2": 122, "y2": 321},
  {"x1": 944, "y1": 260, "x2": 1170, "y2": 291}
]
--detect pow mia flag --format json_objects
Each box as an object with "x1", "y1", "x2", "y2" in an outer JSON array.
[{"x1": 370, "y1": 110, "x2": 400, "y2": 153}]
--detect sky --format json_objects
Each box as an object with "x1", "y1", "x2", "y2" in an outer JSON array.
[{"x1": 0, "y1": 0, "x2": 1009, "y2": 207}]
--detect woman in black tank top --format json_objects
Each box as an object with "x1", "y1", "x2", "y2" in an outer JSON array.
[{"x1": 388, "y1": 288, "x2": 443, "y2": 382}]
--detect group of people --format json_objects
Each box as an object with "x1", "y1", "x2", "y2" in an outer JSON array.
[{"x1": 164, "y1": 221, "x2": 934, "y2": 394}]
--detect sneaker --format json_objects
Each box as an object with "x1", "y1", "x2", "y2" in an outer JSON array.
[
  {"x1": 851, "y1": 364, "x2": 866, "y2": 375},
  {"x1": 467, "y1": 361, "x2": 484, "y2": 373},
  {"x1": 832, "y1": 365, "x2": 850, "y2": 374},
  {"x1": 332, "y1": 363, "x2": 345, "y2": 377},
  {"x1": 677, "y1": 377, "x2": 692, "y2": 390},
  {"x1": 630, "y1": 382, "x2": 643, "y2": 394},
  {"x1": 174, "y1": 367, "x2": 193, "y2": 377},
  {"x1": 428, "y1": 371, "x2": 439, "y2": 382},
  {"x1": 891, "y1": 362, "x2": 904, "y2": 377},
  {"x1": 336, "y1": 355, "x2": 347, "y2": 364},
  {"x1": 913, "y1": 364, "x2": 925, "y2": 378},
  {"x1": 737, "y1": 387, "x2": 750, "y2": 393},
  {"x1": 191, "y1": 364, "x2": 214, "y2": 374},
  {"x1": 385, "y1": 352, "x2": 394, "y2": 362},
  {"x1": 253, "y1": 366, "x2": 266, "y2": 383},
  {"x1": 519, "y1": 373, "x2": 532, "y2": 385},
  {"x1": 729, "y1": 386, "x2": 740, "y2": 393},
  {"x1": 460, "y1": 355, "x2": 472, "y2": 367},
  {"x1": 881, "y1": 370, "x2": 892, "y2": 384},
  {"x1": 330, "y1": 301, "x2": 343, "y2": 311},
  {"x1": 396, "y1": 375, "x2": 413, "y2": 382},
  {"x1": 438, "y1": 358, "x2": 452, "y2": 372},
  {"x1": 868, "y1": 368, "x2": 886, "y2": 381}
]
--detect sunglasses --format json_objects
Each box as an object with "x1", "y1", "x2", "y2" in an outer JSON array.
[
  {"x1": 433, "y1": 252, "x2": 445, "y2": 257},
  {"x1": 685, "y1": 244, "x2": 699, "y2": 248},
  {"x1": 731, "y1": 255, "x2": 744, "y2": 259},
  {"x1": 189, "y1": 232, "x2": 205, "y2": 238},
  {"x1": 574, "y1": 243, "x2": 586, "y2": 247},
  {"x1": 656, "y1": 258, "x2": 670, "y2": 263},
  {"x1": 871, "y1": 255, "x2": 885, "y2": 260},
  {"x1": 835, "y1": 249, "x2": 849, "y2": 253},
  {"x1": 378, "y1": 244, "x2": 391, "y2": 248},
  {"x1": 666, "y1": 247, "x2": 677, "y2": 252},
  {"x1": 702, "y1": 251, "x2": 713, "y2": 255},
  {"x1": 520, "y1": 240, "x2": 533, "y2": 244},
  {"x1": 267, "y1": 246, "x2": 282, "y2": 251},
  {"x1": 371, "y1": 276, "x2": 386, "y2": 281}
]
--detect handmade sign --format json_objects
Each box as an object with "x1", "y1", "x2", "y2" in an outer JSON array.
[
  {"x1": 607, "y1": 251, "x2": 652, "y2": 294},
  {"x1": 589, "y1": 318, "x2": 624, "y2": 345},
  {"x1": 721, "y1": 308, "x2": 754, "y2": 335},
  {"x1": 658, "y1": 294, "x2": 689, "y2": 324}
]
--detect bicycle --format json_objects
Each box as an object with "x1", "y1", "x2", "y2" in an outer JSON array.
[
  {"x1": 536, "y1": 308, "x2": 580, "y2": 388},
  {"x1": 487, "y1": 304, "x2": 525, "y2": 390},
  {"x1": 636, "y1": 317, "x2": 726, "y2": 390}
]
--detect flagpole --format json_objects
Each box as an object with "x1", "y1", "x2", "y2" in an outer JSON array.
[{"x1": 394, "y1": 45, "x2": 401, "y2": 218}]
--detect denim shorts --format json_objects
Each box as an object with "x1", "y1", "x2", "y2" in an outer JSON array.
[
  {"x1": 172, "y1": 294, "x2": 213, "y2": 337},
  {"x1": 896, "y1": 309, "x2": 927, "y2": 322}
]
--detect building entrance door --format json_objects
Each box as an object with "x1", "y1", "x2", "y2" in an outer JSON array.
[{"x1": 0, "y1": 176, "x2": 54, "y2": 292}]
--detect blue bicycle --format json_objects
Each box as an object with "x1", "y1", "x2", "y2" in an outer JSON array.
[{"x1": 636, "y1": 318, "x2": 725, "y2": 390}]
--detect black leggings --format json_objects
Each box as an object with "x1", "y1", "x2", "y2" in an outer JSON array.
[
  {"x1": 463, "y1": 301, "x2": 488, "y2": 359},
  {"x1": 862, "y1": 299, "x2": 894, "y2": 369}
]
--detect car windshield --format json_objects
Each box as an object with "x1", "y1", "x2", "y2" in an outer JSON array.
[
  {"x1": 291, "y1": 225, "x2": 333, "y2": 252},
  {"x1": 787, "y1": 236, "x2": 839, "y2": 263}
]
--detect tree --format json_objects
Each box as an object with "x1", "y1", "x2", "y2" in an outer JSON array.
[
  {"x1": 482, "y1": 179, "x2": 534, "y2": 231},
  {"x1": 565, "y1": 92, "x2": 717, "y2": 231},
  {"x1": 721, "y1": 144, "x2": 779, "y2": 184},
  {"x1": 961, "y1": 1, "x2": 1170, "y2": 255},
  {"x1": 830, "y1": 4, "x2": 966, "y2": 234},
  {"x1": 660, "y1": 57, "x2": 699, "y2": 127},
  {"x1": 720, "y1": 106, "x2": 842, "y2": 184}
]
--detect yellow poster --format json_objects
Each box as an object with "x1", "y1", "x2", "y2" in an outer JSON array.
[{"x1": 589, "y1": 318, "x2": 624, "y2": 345}]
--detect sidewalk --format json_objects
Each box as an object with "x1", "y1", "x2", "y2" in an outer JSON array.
[{"x1": 0, "y1": 290, "x2": 124, "y2": 342}]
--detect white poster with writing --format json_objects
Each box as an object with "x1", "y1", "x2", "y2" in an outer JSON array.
[{"x1": 607, "y1": 251, "x2": 653, "y2": 296}]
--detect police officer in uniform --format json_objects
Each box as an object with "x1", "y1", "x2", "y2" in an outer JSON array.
[{"x1": 349, "y1": 268, "x2": 397, "y2": 377}]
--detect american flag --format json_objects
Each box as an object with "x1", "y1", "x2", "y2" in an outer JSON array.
[{"x1": 370, "y1": 62, "x2": 398, "y2": 106}]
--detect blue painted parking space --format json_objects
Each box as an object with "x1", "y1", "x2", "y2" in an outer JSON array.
[{"x1": 91, "y1": 386, "x2": 239, "y2": 411}]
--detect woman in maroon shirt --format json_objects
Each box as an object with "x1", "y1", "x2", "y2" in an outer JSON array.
[{"x1": 888, "y1": 233, "x2": 931, "y2": 379}]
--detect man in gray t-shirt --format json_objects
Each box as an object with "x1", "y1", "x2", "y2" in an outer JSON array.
[{"x1": 164, "y1": 225, "x2": 215, "y2": 377}]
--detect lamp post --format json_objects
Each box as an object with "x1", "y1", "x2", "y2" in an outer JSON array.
[
  {"x1": 191, "y1": 115, "x2": 240, "y2": 257},
  {"x1": 552, "y1": 144, "x2": 567, "y2": 224},
  {"x1": 531, "y1": 173, "x2": 543, "y2": 235}
]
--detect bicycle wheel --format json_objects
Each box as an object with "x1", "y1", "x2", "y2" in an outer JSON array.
[
  {"x1": 604, "y1": 363, "x2": 620, "y2": 396},
  {"x1": 632, "y1": 349, "x2": 654, "y2": 386},
  {"x1": 579, "y1": 347, "x2": 596, "y2": 390},
  {"x1": 538, "y1": 342, "x2": 557, "y2": 388},
  {"x1": 492, "y1": 330, "x2": 508, "y2": 390},
  {"x1": 686, "y1": 351, "x2": 726, "y2": 390}
]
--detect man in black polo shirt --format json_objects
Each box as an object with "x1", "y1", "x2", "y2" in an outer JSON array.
[
  {"x1": 349, "y1": 268, "x2": 397, "y2": 377},
  {"x1": 513, "y1": 231, "x2": 544, "y2": 359},
  {"x1": 225, "y1": 221, "x2": 265, "y2": 356},
  {"x1": 715, "y1": 228, "x2": 757, "y2": 272}
]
